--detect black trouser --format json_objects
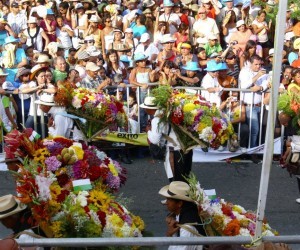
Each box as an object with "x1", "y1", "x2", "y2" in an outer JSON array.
[{"x1": 170, "y1": 150, "x2": 193, "y2": 183}]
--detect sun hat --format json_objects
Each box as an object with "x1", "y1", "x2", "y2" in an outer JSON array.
[
  {"x1": 36, "y1": 54, "x2": 52, "y2": 64},
  {"x1": 0, "y1": 68, "x2": 9, "y2": 76},
  {"x1": 46, "y1": 8, "x2": 54, "y2": 15},
  {"x1": 143, "y1": 8, "x2": 152, "y2": 14},
  {"x1": 242, "y1": 0, "x2": 250, "y2": 9},
  {"x1": 197, "y1": 6, "x2": 206, "y2": 14},
  {"x1": 134, "y1": 53, "x2": 148, "y2": 62},
  {"x1": 142, "y1": 0, "x2": 155, "y2": 8},
  {"x1": 182, "y1": 61, "x2": 201, "y2": 71},
  {"x1": 163, "y1": 0, "x2": 174, "y2": 7},
  {"x1": 75, "y1": 3, "x2": 84, "y2": 9},
  {"x1": 4, "y1": 36, "x2": 19, "y2": 45},
  {"x1": 236, "y1": 20, "x2": 245, "y2": 28},
  {"x1": 208, "y1": 33, "x2": 218, "y2": 40},
  {"x1": 15, "y1": 67, "x2": 31, "y2": 81},
  {"x1": 89, "y1": 15, "x2": 101, "y2": 22},
  {"x1": 125, "y1": 28, "x2": 133, "y2": 33},
  {"x1": 120, "y1": 55, "x2": 130, "y2": 63},
  {"x1": 35, "y1": 93, "x2": 55, "y2": 106},
  {"x1": 86, "y1": 62, "x2": 100, "y2": 71},
  {"x1": 77, "y1": 51, "x2": 90, "y2": 60},
  {"x1": 140, "y1": 33, "x2": 150, "y2": 43},
  {"x1": 30, "y1": 65, "x2": 48, "y2": 80},
  {"x1": 218, "y1": 62, "x2": 229, "y2": 71},
  {"x1": 178, "y1": 42, "x2": 191, "y2": 51},
  {"x1": 113, "y1": 29, "x2": 125, "y2": 38},
  {"x1": 205, "y1": 60, "x2": 222, "y2": 72},
  {"x1": 293, "y1": 38, "x2": 300, "y2": 50},
  {"x1": 27, "y1": 16, "x2": 37, "y2": 24},
  {"x1": 0, "y1": 195, "x2": 27, "y2": 219},
  {"x1": 2, "y1": 81, "x2": 16, "y2": 91},
  {"x1": 159, "y1": 181, "x2": 194, "y2": 202},
  {"x1": 11, "y1": 2, "x2": 19, "y2": 8},
  {"x1": 140, "y1": 96, "x2": 158, "y2": 109},
  {"x1": 202, "y1": 0, "x2": 210, "y2": 4},
  {"x1": 189, "y1": 4, "x2": 199, "y2": 12},
  {"x1": 114, "y1": 43, "x2": 131, "y2": 52},
  {"x1": 84, "y1": 35, "x2": 94, "y2": 42},
  {"x1": 82, "y1": 0, "x2": 96, "y2": 7},
  {"x1": 161, "y1": 33, "x2": 176, "y2": 44}
]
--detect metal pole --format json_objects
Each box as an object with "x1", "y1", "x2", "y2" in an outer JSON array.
[{"x1": 254, "y1": 0, "x2": 287, "y2": 240}]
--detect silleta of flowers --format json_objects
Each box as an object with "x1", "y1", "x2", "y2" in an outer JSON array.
[
  {"x1": 55, "y1": 82, "x2": 127, "y2": 139},
  {"x1": 5, "y1": 129, "x2": 144, "y2": 238},
  {"x1": 186, "y1": 174, "x2": 278, "y2": 238},
  {"x1": 151, "y1": 86, "x2": 234, "y2": 151},
  {"x1": 278, "y1": 92, "x2": 300, "y2": 133}
]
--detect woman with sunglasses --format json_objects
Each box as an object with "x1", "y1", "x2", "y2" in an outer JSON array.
[{"x1": 101, "y1": 14, "x2": 114, "y2": 59}]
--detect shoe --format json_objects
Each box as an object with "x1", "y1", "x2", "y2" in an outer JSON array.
[
  {"x1": 120, "y1": 156, "x2": 132, "y2": 164},
  {"x1": 161, "y1": 199, "x2": 167, "y2": 205},
  {"x1": 240, "y1": 147, "x2": 247, "y2": 153},
  {"x1": 296, "y1": 198, "x2": 300, "y2": 204},
  {"x1": 251, "y1": 154, "x2": 261, "y2": 164}
]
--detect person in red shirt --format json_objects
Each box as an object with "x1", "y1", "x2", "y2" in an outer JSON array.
[{"x1": 202, "y1": 0, "x2": 220, "y2": 20}]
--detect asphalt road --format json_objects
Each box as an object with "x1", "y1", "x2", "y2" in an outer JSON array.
[{"x1": 1, "y1": 156, "x2": 300, "y2": 249}]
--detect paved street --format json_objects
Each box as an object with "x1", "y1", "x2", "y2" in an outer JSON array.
[{"x1": 1, "y1": 156, "x2": 300, "y2": 248}]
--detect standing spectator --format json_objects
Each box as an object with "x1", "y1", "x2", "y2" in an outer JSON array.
[
  {"x1": 217, "y1": 0, "x2": 239, "y2": 25},
  {"x1": 203, "y1": 33, "x2": 222, "y2": 57},
  {"x1": 192, "y1": 7, "x2": 219, "y2": 47},
  {"x1": 56, "y1": 15, "x2": 74, "y2": 56},
  {"x1": 159, "y1": 61, "x2": 178, "y2": 86},
  {"x1": 71, "y1": 3, "x2": 88, "y2": 41},
  {"x1": 238, "y1": 55, "x2": 268, "y2": 150},
  {"x1": 173, "y1": 23, "x2": 189, "y2": 48},
  {"x1": 221, "y1": 10, "x2": 237, "y2": 45},
  {"x1": 101, "y1": 14, "x2": 114, "y2": 58},
  {"x1": 81, "y1": 61, "x2": 109, "y2": 90},
  {"x1": 122, "y1": 0, "x2": 141, "y2": 30},
  {"x1": 134, "y1": 33, "x2": 159, "y2": 65},
  {"x1": 202, "y1": 0, "x2": 221, "y2": 20},
  {"x1": 108, "y1": 29, "x2": 125, "y2": 50},
  {"x1": 240, "y1": 40, "x2": 258, "y2": 69},
  {"x1": 22, "y1": 17, "x2": 50, "y2": 52},
  {"x1": 159, "y1": 0, "x2": 181, "y2": 35},
  {"x1": 157, "y1": 34, "x2": 176, "y2": 66},
  {"x1": 40, "y1": 9, "x2": 57, "y2": 43},
  {"x1": 7, "y1": 2, "x2": 27, "y2": 35},
  {"x1": 84, "y1": 15, "x2": 101, "y2": 49},
  {"x1": 0, "y1": 18, "x2": 15, "y2": 46},
  {"x1": 130, "y1": 13, "x2": 147, "y2": 40},
  {"x1": 224, "y1": 51, "x2": 240, "y2": 81},
  {"x1": 124, "y1": 28, "x2": 138, "y2": 52}
]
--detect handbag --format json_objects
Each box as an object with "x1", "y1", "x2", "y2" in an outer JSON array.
[
  {"x1": 0, "y1": 238, "x2": 19, "y2": 250},
  {"x1": 149, "y1": 124, "x2": 171, "y2": 160}
]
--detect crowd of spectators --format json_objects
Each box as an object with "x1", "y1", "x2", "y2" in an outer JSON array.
[{"x1": 0, "y1": 0, "x2": 298, "y2": 162}]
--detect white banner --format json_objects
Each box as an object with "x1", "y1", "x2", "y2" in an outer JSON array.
[{"x1": 192, "y1": 137, "x2": 282, "y2": 162}]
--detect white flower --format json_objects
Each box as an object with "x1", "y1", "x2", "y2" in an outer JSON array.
[
  {"x1": 35, "y1": 175, "x2": 54, "y2": 201},
  {"x1": 199, "y1": 127, "x2": 216, "y2": 143},
  {"x1": 76, "y1": 191, "x2": 89, "y2": 207},
  {"x1": 72, "y1": 96, "x2": 82, "y2": 109},
  {"x1": 239, "y1": 228, "x2": 251, "y2": 236}
]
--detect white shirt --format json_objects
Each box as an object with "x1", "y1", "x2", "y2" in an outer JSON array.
[
  {"x1": 56, "y1": 25, "x2": 73, "y2": 49},
  {"x1": 7, "y1": 12, "x2": 27, "y2": 34},
  {"x1": 134, "y1": 43, "x2": 159, "y2": 61},
  {"x1": 159, "y1": 13, "x2": 181, "y2": 35},
  {"x1": 201, "y1": 73, "x2": 222, "y2": 107},
  {"x1": 24, "y1": 27, "x2": 45, "y2": 52},
  {"x1": 192, "y1": 17, "x2": 219, "y2": 45},
  {"x1": 238, "y1": 67, "x2": 268, "y2": 105}
]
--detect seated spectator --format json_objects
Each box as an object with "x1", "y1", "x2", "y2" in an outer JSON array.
[
  {"x1": 176, "y1": 61, "x2": 203, "y2": 88},
  {"x1": 134, "y1": 33, "x2": 159, "y2": 65},
  {"x1": 126, "y1": 92, "x2": 139, "y2": 134},
  {"x1": 157, "y1": 34, "x2": 177, "y2": 66},
  {"x1": 203, "y1": 33, "x2": 223, "y2": 57},
  {"x1": 224, "y1": 51, "x2": 240, "y2": 81},
  {"x1": 175, "y1": 42, "x2": 197, "y2": 73},
  {"x1": 53, "y1": 56, "x2": 68, "y2": 83},
  {"x1": 196, "y1": 47, "x2": 208, "y2": 71},
  {"x1": 229, "y1": 20, "x2": 252, "y2": 56}
]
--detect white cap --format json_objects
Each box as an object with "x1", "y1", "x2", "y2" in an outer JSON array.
[
  {"x1": 140, "y1": 33, "x2": 150, "y2": 43},
  {"x1": 75, "y1": 3, "x2": 83, "y2": 9},
  {"x1": 208, "y1": 33, "x2": 218, "y2": 40},
  {"x1": 86, "y1": 62, "x2": 100, "y2": 71},
  {"x1": 268, "y1": 48, "x2": 274, "y2": 56},
  {"x1": 125, "y1": 28, "x2": 133, "y2": 33},
  {"x1": 236, "y1": 20, "x2": 245, "y2": 28}
]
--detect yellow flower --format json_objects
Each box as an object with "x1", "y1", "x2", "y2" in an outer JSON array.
[
  {"x1": 109, "y1": 213, "x2": 124, "y2": 228},
  {"x1": 132, "y1": 215, "x2": 145, "y2": 231},
  {"x1": 50, "y1": 221, "x2": 63, "y2": 237},
  {"x1": 69, "y1": 145, "x2": 84, "y2": 160},
  {"x1": 108, "y1": 163, "x2": 118, "y2": 176},
  {"x1": 33, "y1": 148, "x2": 50, "y2": 164},
  {"x1": 183, "y1": 103, "x2": 196, "y2": 113},
  {"x1": 89, "y1": 190, "x2": 111, "y2": 210}
]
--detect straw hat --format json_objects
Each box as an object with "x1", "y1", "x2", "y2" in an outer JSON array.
[
  {"x1": 89, "y1": 15, "x2": 101, "y2": 22},
  {"x1": 30, "y1": 65, "x2": 48, "y2": 80},
  {"x1": 86, "y1": 62, "x2": 100, "y2": 71},
  {"x1": 35, "y1": 93, "x2": 55, "y2": 106},
  {"x1": 82, "y1": 0, "x2": 95, "y2": 7},
  {"x1": 36, "y1": 54, "x2": 52, "y2": 64},
  {"x1": 142, "y1": 0, "x2": 155, "y2": 8},
  {"x1": 77, "y1": 51, "x2": 90, "y2": 60},
  {"x1": 159, "y1": 181, "x2": 194, "y2": 202},
  {"x1": 0, "y1": 195, "x2": 27, "y2": 219},
  {"x1": 140, "y1": 96, "x2": 158, "y2": 109}
]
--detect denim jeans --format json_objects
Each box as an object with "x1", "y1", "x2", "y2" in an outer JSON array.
[{"x1": 246, "y1": 106, "x2": 261, "y2": 148}]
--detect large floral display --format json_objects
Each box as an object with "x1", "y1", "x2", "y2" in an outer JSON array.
[
  {"x1": 186, "y1": 174, "x2": 277, "y2": 238},
  {"x1": 55, "y1": 82, "x2": 127, "y2": 139},
  {"x1": 5, "y1": 129, "x2": 144, "y2": 238},
  {"x1": 151, "y1": 86, "x2": 234, "y2": 152}
]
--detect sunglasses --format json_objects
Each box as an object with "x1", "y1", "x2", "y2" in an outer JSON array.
[
  {"x1": 105, "y1": 20, "x2": 112, "y2": 23},
  {"x1": 22, "y1": 73, "x2": 30, "y2": 77},
  {"x1": 227, "y1": 57, "x2": 236, "y2": 60}
]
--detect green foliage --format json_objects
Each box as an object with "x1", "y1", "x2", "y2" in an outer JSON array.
[
  {"x1": 278, "y1": 93, "x2": 294, "y2": 116},
  {"x1": 151, "y1": 85, "x2": 172, "y2": 110}
]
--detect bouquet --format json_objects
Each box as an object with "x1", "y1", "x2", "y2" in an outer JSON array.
[
  {"x1": 186, "y1": 174, "x2": 278, "y2": 238},
  {"x1": 55, "y1": 83, "x2": 127, "y2": 139},
  {"x1": 278, "y1": 91, "x2": 300, "y2": 134},
  {"x1": 151, "y1": 86, "x2": 234, "y2": 152},
  {"x1": 5, "y1": 130, "x2": 145, "y2": 238}
]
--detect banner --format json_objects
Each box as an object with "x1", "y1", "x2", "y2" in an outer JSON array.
[
  {"x1": 95, "y1": 132, "x2": 149, "y2": 146},
  {"x1": 193, "y1": 137, "x2": 282, "y2": 162}
]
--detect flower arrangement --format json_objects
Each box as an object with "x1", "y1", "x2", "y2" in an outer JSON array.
[
  {"x1": 151, "y1": 86, "x2": 234, "y2": 151},
  {"x1": 278, "y1": 92, "x2": 300, "y2": 134},
  {"x1": 55, "y1": 83, "x2": 127, "y2": 139},
  {"x1": 5, "y1": 130, "x2": 144, "y2": 238},
  {"x1": 186, "y1": 174, "x2": 278, "y2": 238}
]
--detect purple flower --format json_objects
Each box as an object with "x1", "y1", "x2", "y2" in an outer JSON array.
[
  {"x1": 45, "y1": 156, "x2": 62, "y2": 171},
  {"x1": 45, "y1": 142, "x2": 64, "y2": 155},
  {"x1": 106, "y1": 172, "x2": 120, "y2": 191}
]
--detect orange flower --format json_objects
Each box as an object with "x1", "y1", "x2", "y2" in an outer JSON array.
[{"x1": 223, "y1": 219, "x2": 240, "y2": 236}]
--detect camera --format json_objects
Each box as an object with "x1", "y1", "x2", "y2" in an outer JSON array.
[
  {"x1": 230, "y1": 40, "x2": 238, "y2": 46},
  {"x1": 171, "y1": 68, "x2": 176, "y2": 73},
  {"x1": 231, "y1": 96, "x2": 237, "y2": 102}
]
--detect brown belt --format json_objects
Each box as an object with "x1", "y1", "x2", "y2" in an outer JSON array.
[{"x1": 245, "y1": 103, "x2": 261, "y2": 107}]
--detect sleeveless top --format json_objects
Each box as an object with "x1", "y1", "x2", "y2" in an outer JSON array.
[{"x1": 136, "y1": 71, "x2": 150, "y2": 84}]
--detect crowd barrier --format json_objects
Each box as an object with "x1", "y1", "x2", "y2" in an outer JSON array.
[{"x1": 1, "y1": 84, "x2": 282, "y2": 155}]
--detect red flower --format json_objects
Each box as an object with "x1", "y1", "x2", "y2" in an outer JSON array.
[
  {"x1": 57, "y1": 173, "x2": 70, "y2": 187},
  {"x1": 89, "y1": 165, "x2": 102, "y2": 181},
  {"x1": 171, "y1": 112, "x2": 184, "y2": 125},
  {"x1": 97, "y1": 210, "x2": 107, "y2": 227},
  {"x1": 221, "y1": 203, "x2": 233, "y2": 217},
  {"x1": 57, "y1": 190, "x2": 70, "y2": 203},
  {"x1": 53, "y1": 137, "x2": 73, "y2": 148},
  {"x1": 223, "y1": 219, "x2": 240, "y2": 236}
]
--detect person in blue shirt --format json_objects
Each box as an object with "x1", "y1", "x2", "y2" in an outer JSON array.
[{"x1": 130, "y1": 13, "x2": 147, "y2": 40}]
